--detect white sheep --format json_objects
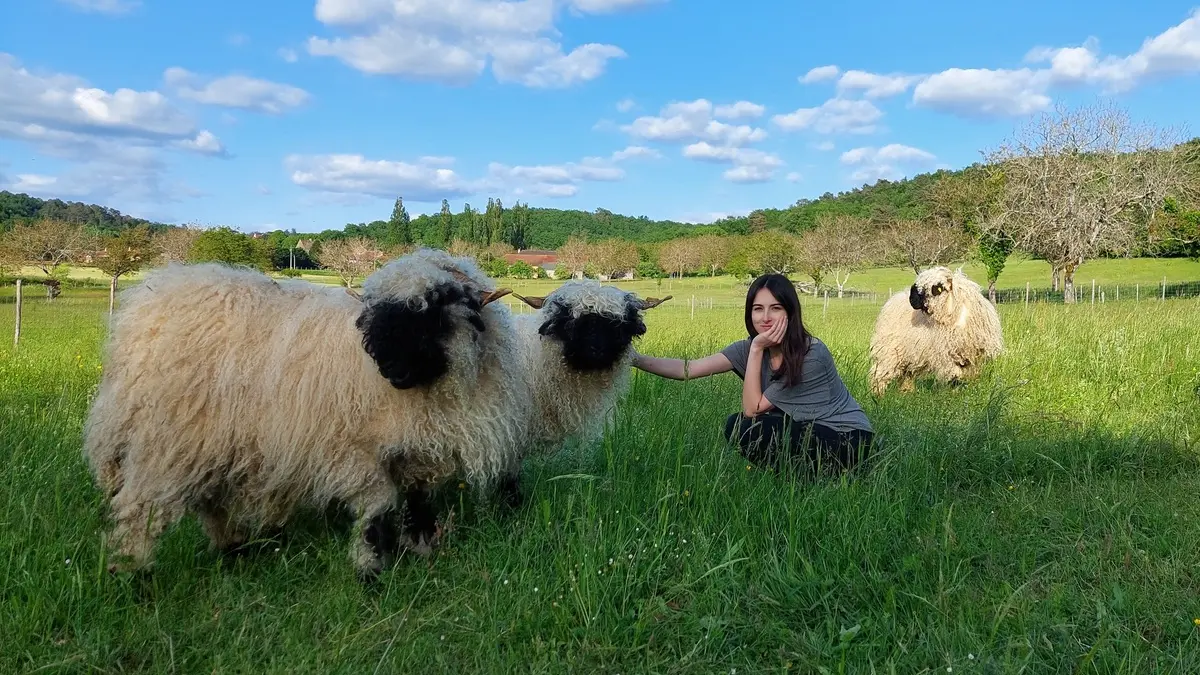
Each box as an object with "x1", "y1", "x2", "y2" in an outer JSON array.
[
  {"x1": 491, "y1": 281, "x2": 670, "y2": 502},
  {"x1": 868, "y1": 266, "x2": 1003, "y2": 395},
  {"x1": 82, "y1": 248, "x2": 527, "y2": 578}
]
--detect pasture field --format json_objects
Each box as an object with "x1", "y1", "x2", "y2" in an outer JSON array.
[
  {"x1": 2, "y1": 277, "x2": 1199, "y2": 673},
  {"x1": 17, "y1": 254, "x2": 1200, "y2": 300}
]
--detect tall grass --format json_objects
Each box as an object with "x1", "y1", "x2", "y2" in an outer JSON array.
[{"x1": 1, "y1": 286, "x2": 1198, "y2": 673}]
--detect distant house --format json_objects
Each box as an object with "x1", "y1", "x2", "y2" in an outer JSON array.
[{"x1": 503, "y1": 249, "x2": 559, "y2": 278}]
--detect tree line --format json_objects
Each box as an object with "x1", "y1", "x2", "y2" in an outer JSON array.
[{"x1": 2, "y1": 102, "x2": 1198, "y2": 304}]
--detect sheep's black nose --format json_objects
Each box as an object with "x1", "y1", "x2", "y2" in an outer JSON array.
[{"x1": 908, "y1": 284, "x2": 924, "y2": 311}]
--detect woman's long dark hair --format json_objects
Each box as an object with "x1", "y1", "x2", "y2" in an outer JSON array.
[{"x1": 744, "y1": 273, "x2": 812, "y2": 387}]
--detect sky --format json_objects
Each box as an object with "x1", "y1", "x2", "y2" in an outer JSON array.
[{"x1": 1, "y1": 1, "x2": 1199, "y2": 233}]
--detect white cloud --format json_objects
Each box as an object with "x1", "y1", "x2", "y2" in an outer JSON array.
[
  {"x1": 56, "y1": 0, "x2": 140, "y2": 14},
  {"x1": 0, "y1": 53, "x2": 220, "y2": 205},
  {"x1": 487, "y1": 155, "x2": 628, "y2": 196},
  {"x1": 616, "y1": 98, "x2": 636, "y2": 112},
  {"x1": 286, "y1": 153, "x2": 472, "y2": 201},
  {"x1": 813, "y1": 140, "x2": 835, "y2": 151},
  {"x1": 786, "y1": 172, "x2": 802, "y2": 183},
  {"x1": 307, "y1": 0, "x2": 643, "y2": 88},
  {"x1": 800, "y1": 65, "x2": 840, "y2": 83},
  {"x1": 611, "y1": 145, "x2": 660, "y2": 161},
  {"x1": 287, "y1": 149, "x2": 634, "y2": 201},
  {"x1": 164, "y1": 67, "x2": 312, "y2": 114},
  {"x1": 713, "y1": 101, "x2": 766, "y2": 120},
  {"x1": 278, "y1": 48, "x2": 299, "y2": 63},
  {"x1": 836, "y1": 69, "x2": 921, "y2": 98},
  {"x1": 623, "y1": 99, "x2": 768, "y2": 146},
  {"x1": 913, "y1": 9, "x2": 1200, "y2": 117},
  {"x1": 912, "y1": 68, "x2": 1052, "y2": 117},
  {"x1": 682, "y1": 142, "x2": 782, "y2": 183},
  {"x1": 567, "y1": 0, "x2": 666, "y2": 13},
  {"x1": 839, "y1": 143, "x2": 937, "y2": 182},
  {"x1": 772, "y1": 98, "x2": 883, "y2": 134}
]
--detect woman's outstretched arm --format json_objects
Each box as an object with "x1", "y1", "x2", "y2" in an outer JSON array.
[{"x1": 632, "y1": 352, "x2": 732, "y2": 381}]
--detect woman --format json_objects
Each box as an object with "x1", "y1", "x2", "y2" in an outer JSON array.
[{"x1": 632, "y1": 273, "x2": 874, "y2": 474}]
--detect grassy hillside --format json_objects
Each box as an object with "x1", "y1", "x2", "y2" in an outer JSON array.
[{"x1": 2, "y1": 286, "x2": 1198, "y2": 672}]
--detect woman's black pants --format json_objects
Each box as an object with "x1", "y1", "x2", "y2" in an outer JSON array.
[{"x1": 724, "y1": 411, "x2": 873, "y2": 474}]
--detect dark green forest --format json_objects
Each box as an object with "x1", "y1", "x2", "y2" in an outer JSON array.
[{"x1": 0, "y1": 168, "x2": 948, "y2": 249}]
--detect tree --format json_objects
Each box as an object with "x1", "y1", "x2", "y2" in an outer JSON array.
[
  {"x1": 799, "y1": 214, "x2": 878, "y2": 297},
  {"x1": 457, "y1": 203, "x2": 476, "y2": 244},
  {"x1": 189, "y1": 227, "x2": 272, "y2": 271},
  {"x1": 694, "y1": 234, "x2": 731, "y2": 276},
  {"x1": 507, "y1": 260, "x2": 537, "y2": 279},
  {"x1": 153, "y1": 224, "x2": 204, "y2": 265},
  {"x1": 94, "y1": 225, "x2": 159, "y2": 314},
  {"x1": 555, "y1": 235, "x2": 591, "y2": 279},
  {"x1": 588, "y1": 239, "x2": 639, "y2": 279},
  {"x1": 983, "y1": 101, "x2": 1189, "y2": 303},
  {"x1": 926, "y1": 167, "x2": 1010, "y2": 302},
  {"x1": 742, "y1": 230, "x2": 801, "y2": 276},
  {"x1": 656, "y1": 238, "x2": 702, "y2": 279},
  {"x1": 439, "y1": 199, "x2": 453, "y2": 248},
  {"x1": 0, "y1": 219, "x2": 95, "y2": 298},
  {"x1": 316, "y1": 236, "x2": 382, "y2": 288},
  {"x1": 748, "y1": 210, "x2": 767, "y2": 234},
  {"x1": 385, "y1": 197, "x2": 412, "y2": 248},
  {"x1": 508, "y1": 201, "x2": 529, "y2": 249},
  {"x1": 882, "y1": 219, "x2": 971, "y2": 275}
]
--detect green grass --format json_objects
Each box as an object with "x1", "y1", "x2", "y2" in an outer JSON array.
[
  {"x1": 17, "y1": 252, "x2": 1200, "y2": 297},
  {"x1": 2, "y1": 281, "x2": 1199, "y2": 673}
]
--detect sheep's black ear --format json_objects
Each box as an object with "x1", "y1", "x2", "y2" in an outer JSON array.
[
  {"x1": 356, "y1": 285, "x2": 464, "y2": 389},
  {"x1": 623, "y1": 303, "x2": 648, "y2": 339}
]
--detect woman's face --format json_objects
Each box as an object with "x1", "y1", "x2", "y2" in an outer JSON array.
[{"x1": 750, "y1": 287, "x2": 788, "y2": 335}]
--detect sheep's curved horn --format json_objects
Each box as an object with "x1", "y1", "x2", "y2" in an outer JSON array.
[
  {"x1": 637, "y1": 295, "x2": 673, "y2": 310},
  {"x1": 346, "y1": 288, "x2": 363, "y2": 301},
  {"x1": 513, "y1": 294, "x2": 546, "y2": 309},
  {"x1": 481, "y1": 287, "x2": 512, "y2": 306}
]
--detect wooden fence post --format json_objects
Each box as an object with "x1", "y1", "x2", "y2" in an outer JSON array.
[
  {"x1": 1091, "y1": 279, "x2": 1095, "y2": 305},
  {"x1": 13, "y1": 280, "x2": 22, "y2": 347},
  {"x1": 1162, "y1": 276, "x2": 1166, "y2": 300},
  {"x1": 1025, "y1": 282, "x2": 1029, "y2": 306}
]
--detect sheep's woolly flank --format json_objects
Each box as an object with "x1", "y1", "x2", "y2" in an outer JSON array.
[
  {"x1": 82, "y1": 250, "x2": 528, "y2": 576},
  {"x1": 513, "y1": 280, "x2": 669, "y2": 452},
  {"x1": 868, "y1": 266, "x2": 1004, "y2": 395}
]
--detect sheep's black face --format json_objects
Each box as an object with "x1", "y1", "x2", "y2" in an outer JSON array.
[
  {"x1": 908, "y1": 284, "x2": 925, "y2": 311},
  {"x1": 356, "y1": 282, "x2": 486, "y2": 389},
  {"x1": 539, "y1": 302, "x2": 646, "y2": 372}
]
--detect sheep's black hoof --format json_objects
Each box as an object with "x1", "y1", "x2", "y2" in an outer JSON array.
[
  {"x1": 499, "y1": 474, "x2": 524, "y2": 511},
  {"x1": 399, "y1": 489, "x2": 438, "y2": 556}
]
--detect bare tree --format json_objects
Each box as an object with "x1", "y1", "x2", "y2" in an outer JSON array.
[
  {"x1": 799, "y1": 214, "x2": 878, "y2": 297},
  {"x1": 154, "y1": 224, "x2": 204, "y2": 265},
  {"x1": 316, "y1": 237, "x2": 383, "y2": 288},
  {"x1": 555, "y1": 235, "x2": 591, "y2": 279},
  {"x1": 694, "y1": 234, "x2": 732, "y2": 276},
  {"x1": 0, "y1": 219, "x2": 95, "y2": 298},
  {"x1": 656, "y1": 238, "x2": 702, "y2": 279},
  {"x1": 94, "y1": 226, "x2": 160, "y2": 315},
  {"x1": 882, "y1": 219, "x2": 972, "y2": 274},
  {"x1": 983, "y1": 101, "x2": 1189, "y2": 303},
  {"x1": 588, "y1": 239, "x2": 639, "y2": 279}
]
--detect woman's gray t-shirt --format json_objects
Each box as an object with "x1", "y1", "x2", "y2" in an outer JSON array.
[{"x1": 720, "y1": 337, "x2": 873, "y2": 433}]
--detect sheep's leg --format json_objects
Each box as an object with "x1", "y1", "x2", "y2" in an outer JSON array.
[
  {"x1": 104, "y1": 490, "x2": 186, "y2": 574},
  {"x1": 498, "y1": 471, "x2": 524, "y2": 510},
  {"x1": 347, "y1": 477, "x2": 401, "y2": 580},
  {"x1": 399, "y1": 486, "x2": 438, "y2": 557},
  {"x1": 197, "y1": 505, "x2": 250, "y2": 556}
]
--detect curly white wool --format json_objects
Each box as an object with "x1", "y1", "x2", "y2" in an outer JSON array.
[{"x1": 868, "y1": 266, "x2": 1004, "y2": 395}]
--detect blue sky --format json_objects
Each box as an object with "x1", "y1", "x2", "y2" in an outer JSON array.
[{"x1": 1, "y1": 1, "x2": 1198, "y2": 233}]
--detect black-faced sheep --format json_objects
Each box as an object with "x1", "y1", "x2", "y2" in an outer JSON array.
[
  {"x1": 497, "y1": 281, "x2": 670, "y2": 502},
  {"x1": 868, "y1": 265, "x2": 1003, "y2": 395},
  {"x1": 82, "y1": 248, "x2": 527, "y2": 578}
]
